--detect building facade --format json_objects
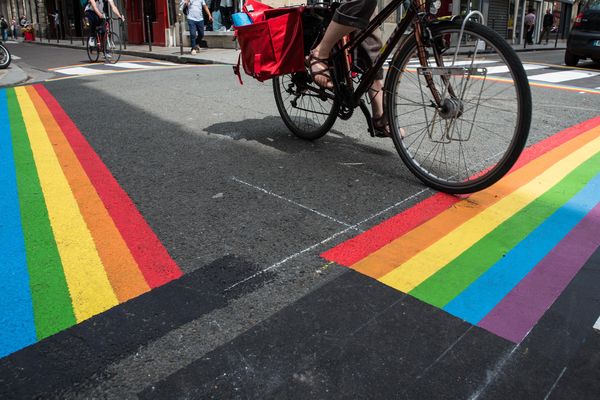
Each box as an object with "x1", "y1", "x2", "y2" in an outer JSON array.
[{"x1": 0, "y1": 0, "x2": 580, "y2": 47}]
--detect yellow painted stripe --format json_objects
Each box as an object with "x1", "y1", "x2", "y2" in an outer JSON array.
[
  {"x1": 15, "y1": 87, "x2": 118, "y2": 322},
  {"x1": 379, "y1": 131, "x2": 600, "y2": 292}
]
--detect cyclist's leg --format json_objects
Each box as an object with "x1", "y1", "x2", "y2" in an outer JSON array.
[
  {"x1": 85, "y1": 10, "x2": 99, "y2": 45},
  {"x1": 309, "y1": 0, "x2": 377, "y2": 88}
]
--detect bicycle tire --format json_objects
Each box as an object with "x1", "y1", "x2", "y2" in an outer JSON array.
[
  {"x1": 104, "y1": 32, "x2": 122, "y2": 64},
  {"x1": 273, "y1": 72, "x2": 340, "y2": 140},
  {"x1": 385, "y1": 21, "x2": 531, "y2": 194},
  {"x1": 0, "y1": 44, "x2": 11, "y2": 69},
  {"x1": 86, "y1": 35, "x2": 99, "y2": 63}
]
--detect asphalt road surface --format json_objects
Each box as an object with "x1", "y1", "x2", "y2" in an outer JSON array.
[{"x1": 1, "y1": 43, "x2": 599, "y2": 399}]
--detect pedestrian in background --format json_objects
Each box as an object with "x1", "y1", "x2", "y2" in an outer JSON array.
[
  {"x1": 538, "y1": 9, "x2": 553, "y2": 45},
  {"x1": 0, "y1": 16, "x2": 8, "y2": 41},
  {"x1": 11, "y1": 17, "x2": 18, "y2": 39},
  {"x1": 180, "y1": 0, "x2": 212, "y2": 55},
  {"x1": 524, "y1": 8, "x2": 536, "y2": 45}
]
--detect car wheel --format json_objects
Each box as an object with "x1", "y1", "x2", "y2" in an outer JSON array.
[{"x1": 564, "y1": 50, "x2": 579, "y2": 67}]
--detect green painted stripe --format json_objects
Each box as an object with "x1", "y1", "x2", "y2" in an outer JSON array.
[
  {"x1": 409, "y1": 151, "x2": 600, "y2": 308},
  {"x1": 7, "y1": 88, "x2": 76, "y2": 339}
]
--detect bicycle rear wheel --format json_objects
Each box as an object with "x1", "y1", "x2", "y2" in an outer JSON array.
[
  {"x1": 86, "y1": 35, "x2": 99, "y2": 63},
  {"x1": 104, "y1": 32, "x2": 122, "y2": 64},
  {"x1": 385, "y1": 21, "x2": 531, "y2": 194},
  {"x1": 273, "y1": 72, "x2": 340, "y2": 140}
]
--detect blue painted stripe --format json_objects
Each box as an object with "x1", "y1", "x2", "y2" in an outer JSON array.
[
  {"x1": 444, "y1": 171, "x2": 600, "y2": 324},
  {"x1": 0, "y1": 89, "x2": 37, "y2": 358}
]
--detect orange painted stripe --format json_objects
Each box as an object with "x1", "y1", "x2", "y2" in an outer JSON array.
[
  {"x1": 26, "y1": 86, "x2": 150, "y2": 302},
  {"x1": 352, "y1": 124, "x2": 600, "y2": 279}
]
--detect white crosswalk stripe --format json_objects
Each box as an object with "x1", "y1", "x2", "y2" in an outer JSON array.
[
  {"x1": 52, "y1": 61, "x2": 182, "y2": 77},
  {"x1": 55, "y1": 66, "x2": 106, "y2": 75},
  {"x1": 527, "y1": 70, "x2": 600, "y2": 83},
  {"x1": 108, "y1": 62, "x2": 163, "y2": 69},
  {"x1": 485, "y1": 64, "x2": 548, "y2": 74},
  {"x1": 10, "y1": 55, "x2": 21, "y2": 60},
  {"x1": 594, "y1": 316, "x2": 600, "y2": 331}
]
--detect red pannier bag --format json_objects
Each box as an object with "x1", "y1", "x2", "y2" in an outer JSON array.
[{"x1": 234, "y1": 4, "x2": 305, "y2": 83}]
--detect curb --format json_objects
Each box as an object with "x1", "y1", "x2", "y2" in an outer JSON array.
[{"x1": 27, "y1": 40, "x2": 228, "y2": 65}]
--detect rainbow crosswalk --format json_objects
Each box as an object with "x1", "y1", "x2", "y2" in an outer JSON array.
[
  {"x1": 0, "y1": 85, "x2": 182, "y2": 358},
  {"x1": 322, "y1": 116, "x2": 600, "y2": 344}
]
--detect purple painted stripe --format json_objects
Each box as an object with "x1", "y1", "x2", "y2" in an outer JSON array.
[{"x1": 478, "y1": 201, "x2": 600, "y2": 343}]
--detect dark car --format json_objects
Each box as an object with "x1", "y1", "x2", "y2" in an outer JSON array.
[{"x1": 565, "y1": 0, "x2": 600, "y2": 66}]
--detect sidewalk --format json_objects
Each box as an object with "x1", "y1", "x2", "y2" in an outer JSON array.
[
  {"x1": 25, "y1": 36, "x2": 566, "y2": 66},
  {"x1": 27, "y1": 38, "x2": 240, "y2": 65},
  {"x1": 0, "y1": 63, "x2": 29, "y2": 87}
]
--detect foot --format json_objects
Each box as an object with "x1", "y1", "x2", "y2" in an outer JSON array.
[
  {"x1": 372, "y1": 115, "x2": 405, "y2": 139},
  {"x1": 306, "y1": 50, "x2": 333, "y2": 90},
  {"x1": 372, "y1": 115, "x2": 392, "y2": 138},
  {"x1": 191, "y1": 48, "x2": 197, "y2": 55}
]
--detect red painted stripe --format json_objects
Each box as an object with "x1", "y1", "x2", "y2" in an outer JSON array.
[
  {"x1": 34, "y1": 84, "x2": 182, "y2": 287},
  {"x1": 321, "y1": 116, "x2": 600, "y2": 266}
]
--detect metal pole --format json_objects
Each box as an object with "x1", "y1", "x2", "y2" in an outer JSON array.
[
  {"x1": 146, "y1": 14, "x2": 152, "y2": 51},
  {"x1": 178, "y1": 13, "x2": 183, "y2": 55},
  {"x1": 70, "y1": 20, "x2": 73, "y2": 44},
  {"x1": 554, "y1": 23, "x2": 560, "y2": 48}
]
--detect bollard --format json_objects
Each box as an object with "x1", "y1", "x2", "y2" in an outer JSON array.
[
  {"x1": 70, "y1": 23, "x2": 73, "y2": 44},
  {"x1": 122, "y1": 19, "x2": 127, "y2": 50},
  {"x1": 146, "y1": 15, "x2": 152, "y2": 52},
  {"x1": 554, "y1": 24, "x2": 560, "y2": 49},
  {"x1": 178, "y1": 13, "x2": 184, "y2": 55}
]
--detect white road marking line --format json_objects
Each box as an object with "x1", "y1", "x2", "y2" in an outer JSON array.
[
  {"x1": 11, "y1": 55, "x2": 21, "y2": 60},
  {"x1": 146, "y1": 61, "x2": 177, "y2": 66},
  {"x1": 407, "y1": 59, "x2": 498, "y2": 67},
  {"x1": 543, "y1": 367, "x2": 567, "y2": 400},
  {"x1": 232, "y1": 176, "x2": 357, "y2": 229},
  {"x1": 594, "y1": 316, "x2": 600, "y2": 331},
  {"x1": 54, "y1": 66, "x2": 105, "y2": 75},
  {"x1": 485, "y1": 64, "x2": 548, "y2": 74},
  {"x1": 528, "y1": 70, "x2": 600, "y2": 83},
  {"x1": 595, "y1": 86, "x2": 600, "y2": 90},
  {"x1": 106, "y1": 62, "x2": 160, "y2": 69},
  {"x1": 224, "y1": 187, "x2": 430, "y2": 292}
]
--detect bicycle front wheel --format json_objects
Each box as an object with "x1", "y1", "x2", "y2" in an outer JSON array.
[
  {"x1": 105, "y1": 32, "x2": 122, "y2": 64},
  {"x1": 86, "y1": 35, "x2": 99, "y2": 63},
  {"x1": 0, "y1": 44, "x2": 11, "y2": 69},
  {"x1": 385, "y1": 21, "x2": 531, "y2": 194},
  {"x1": 273, "y1": 72, "x2": 340, "y2": 140}
]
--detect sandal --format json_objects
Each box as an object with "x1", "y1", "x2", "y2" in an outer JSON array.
[
  {"x1": 306, "y1": 50, "x2": 333, "y2": 90},
  {"x1": 372, "y1": 115, "x2": 392, "y2": 138}
]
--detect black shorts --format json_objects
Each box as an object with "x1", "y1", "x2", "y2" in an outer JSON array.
[
  {"x1": 333, "y1": 0, "x2": 378, "y2": 30},
  {"x1": 85, "y1": 10, "x2": 104, "y2": 35}
]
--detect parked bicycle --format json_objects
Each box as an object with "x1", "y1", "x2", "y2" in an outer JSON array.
[
  {"x1": 0, "y1": 39, "x2": 11, "y2": 69},
  {"x1": 273, "y1": 0, "x2": 532, "y2": 194},
  {"x1": 86, "y1": 17, "x2": 122, "y2": 64}
]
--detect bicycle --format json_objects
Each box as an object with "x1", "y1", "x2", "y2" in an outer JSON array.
[
  {"x1": 0, "y1": 40, "x2": 11, "y2": 69},
  {"x1": 273, "y1": 0, "x2": 532, "y2": 194},
  {"x1": 86, "y1": 17, "x2": 122, "y2": 64}
]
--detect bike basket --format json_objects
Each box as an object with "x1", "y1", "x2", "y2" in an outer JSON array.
[{"x1": 234, "y1": 7, "x2": 305, "y2": 83}]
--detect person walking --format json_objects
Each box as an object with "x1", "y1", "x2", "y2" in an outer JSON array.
[
  {"x1": 0, "y1": 16, "x2": 8, "y2": 41},
  {"x1": 538, "y1": 9, "x2": 553, "y2": 45},
  {"x1": 180, "y1": 0, "x2": 213, "y2": 55},
  {"x1": 11, "y1": 17, "x2": 18, "y2": 40},
  {"x1": 524, "y1": 8, "x2": 536, "y2": 45}
]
